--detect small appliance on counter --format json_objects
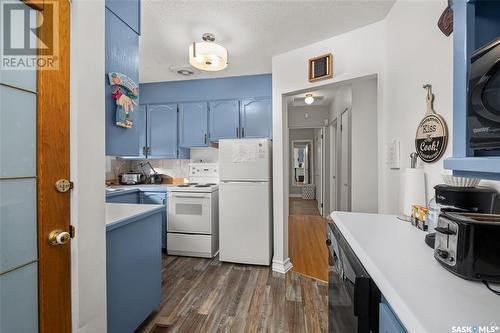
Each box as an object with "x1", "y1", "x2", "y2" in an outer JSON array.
[
  {"x1": 468, "y1": 36, "x2": 500, "y2": 152},
  {"x1": 425, "y1": 184, "x2": 498, "y2": 248},
  {"x1": 434, "y1": 211, "x2": 500, "y2": 283},
  {"x1": 118, "y1": 172, "x2": 145, "y2": 185}
]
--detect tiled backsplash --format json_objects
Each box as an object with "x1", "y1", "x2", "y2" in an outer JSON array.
[
  {"x1": 105, "y1": 147, "x2": 219, "y2": 181},
  {"x1": 105, "y1": 157, "x2": 190, "y2": 181}
]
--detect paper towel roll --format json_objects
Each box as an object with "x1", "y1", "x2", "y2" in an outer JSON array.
[{"x1": 402, "y1": 168, "x2": 426, "y2": 216}]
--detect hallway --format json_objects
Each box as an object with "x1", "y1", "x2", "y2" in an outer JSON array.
[{"x1": 288, "y1": 198, "x2": 328, "y2": 282}]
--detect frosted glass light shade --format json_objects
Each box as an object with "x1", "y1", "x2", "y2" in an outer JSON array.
[
  {"x1": 189, "y1": 41, "x2": 228, "y2": 72},
  {"x1": 304, "y1": 94, "x2": 314, "y2": 105}
]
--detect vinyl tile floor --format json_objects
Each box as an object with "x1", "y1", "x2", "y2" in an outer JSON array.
[{"x1": 135, "y1": 255, "x2": 328, "y2": 333}]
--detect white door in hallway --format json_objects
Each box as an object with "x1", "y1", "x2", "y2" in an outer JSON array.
[
  {"x1": 315, "y1": 128, "x2": 324, "y2": 215},
  {"x1": 340, "y1": 110, "x2": 350, "y2": 211},
  {"x1": 329, "y1": 121, "x2": 337, "y2": 212}
]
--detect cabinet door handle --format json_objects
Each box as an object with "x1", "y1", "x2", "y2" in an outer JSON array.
[
  {"x1": 204, "y1": 134, "x2": 207, "y2": 144},
  {"x1": 242, "y1": 127, "x2": 245, "y2": 137},
  {"x1": 142, "y1": 146, "x2": 147, "y2": 156},
  {"x1": 236, "y1": 127, "x2": 239, "y2": 138}
]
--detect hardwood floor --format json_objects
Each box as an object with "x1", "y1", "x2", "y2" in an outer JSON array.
[
  {"x1": 288, "y1": 198, "x2": 329, "y2": 282},
  {"x1": 289, "y1": 197, "x2": 320, "y2": 215},
  {"x1": 136, "y1": 255, "x2": 328, "y2": 333}
]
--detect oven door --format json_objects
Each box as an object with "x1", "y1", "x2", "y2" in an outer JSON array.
[{"x1": 167, "y1": 192, "x2": 212, "y2": 234}]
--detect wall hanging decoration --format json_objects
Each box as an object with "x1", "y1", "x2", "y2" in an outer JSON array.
[
  {"x1": 438, "y1": 0, "x2": 453, "y2": 37},
  {"x1": 415, "y1": 84, "x2": 449, "y2": 163},
  {"x1": 108, "y1": 72, "x2": 139, "y2": 129},
  {"x1": 308, "y1": 53, "x2": 333, "y2": 82}
]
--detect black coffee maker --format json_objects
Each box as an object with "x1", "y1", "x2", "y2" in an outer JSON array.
[
  {"x1": 425, "y1": 185, "x2": 497, "y2": 248},
  {"x1": 434, "y1": 184, "x2": 497, "y2": 213}
]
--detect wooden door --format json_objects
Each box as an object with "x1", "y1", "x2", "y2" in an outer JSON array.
[{"x1": 0, "y1": 0, "x2": 71, "y2": 332}]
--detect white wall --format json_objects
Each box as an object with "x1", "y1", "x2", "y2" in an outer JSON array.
[
  {"x1": 271, "y1": 19, "x2": 385, "y2": 272},
  {"x1": 288, "y1": 105, "x2": 330, "y2": 128},
  {"x1": 289, "y1": 129, "x2": 315, "y2": 195},
  {"x1": 70, "y1": 1, "x2": 107, "y2": 332},
  {"x1": 351, "y1": 78, "x2": 378, "y2": 213},
  {"x1": 272, "y1": 0, "x2": 474, "y2": 272}
]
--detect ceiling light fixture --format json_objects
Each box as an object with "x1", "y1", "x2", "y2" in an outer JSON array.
[
  {"x1": 189, "y1": 33, "x2": 228, "y2": 72},
  {"x1": 304, "y1": 94, "x2": 314, "y2": 105}
]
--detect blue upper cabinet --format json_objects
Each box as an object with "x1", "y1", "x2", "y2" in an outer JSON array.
[
  {"x1": 105, "y1": 0, "x2": 141, "y2": 35},
  {"x1": 443, "y1": 0, "x2": 500, "y2": 180},
  {"x1": 179, "y1": 102, "x2": 209, "y2": 147},
  {"x1": 240, "y1": 98, "x2": 272, "y2": 139},
  {"x1": 137, "y1": 105, "x2": 147, "y2": 158},
  {"x1": 105, "y1": 7, "x2": 140, "y2": 156},
  {"x1": 209, "y1": 100, "x2": 240, "y2": 141},
  {"x1": 147, "y1": 104, "x2": 178, "y2": 158}
]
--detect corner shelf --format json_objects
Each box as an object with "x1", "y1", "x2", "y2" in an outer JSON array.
[{"x1": 446, "y1": 0, "x2": 500, "y2": 181}]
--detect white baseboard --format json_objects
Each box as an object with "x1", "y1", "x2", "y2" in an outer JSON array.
[
  {"x1": 272, "y1": 257, "x2": 293, "y2": 274},
  {"x1": 289, "y1": 194, "x2": 302, "y2": 198}
]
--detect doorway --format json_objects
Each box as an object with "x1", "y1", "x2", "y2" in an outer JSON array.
[
  {"x1": 329, "y1": 119, "x2": 337, "y2": 212},
  {"x1": 340, "y1": 108, "x2": 351, "y2": 211},
  {"x1": 0, "y1": 1, "x2": 72, "y2": 332}
]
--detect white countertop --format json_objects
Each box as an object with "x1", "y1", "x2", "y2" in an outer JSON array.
[
  {"x1": 105, "y1": 203, "x2": 164, "y2": 227},
  {"x1": 107, "y1": 184, "x2": 174, "y2": 191},
  {"x1": 331, "y1": 212, "x2": 500, "y2": 333}
]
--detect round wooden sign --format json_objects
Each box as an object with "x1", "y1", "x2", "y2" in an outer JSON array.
[{"x1": 415, "y1": 85, "x2": 448, "y2": 163}]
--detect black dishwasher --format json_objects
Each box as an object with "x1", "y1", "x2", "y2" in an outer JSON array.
[{"x1": 326, "y1": 222, "x2": 380, "y2": 333}]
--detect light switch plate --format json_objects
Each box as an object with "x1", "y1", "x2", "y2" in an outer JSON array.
[{"x1": 387, "y1": 140, "x2": 400, "y2": 169}]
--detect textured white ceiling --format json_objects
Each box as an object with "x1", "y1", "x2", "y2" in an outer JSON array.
[{"x1": 140, "y1": 0, "x2": 395, "y2": 83}]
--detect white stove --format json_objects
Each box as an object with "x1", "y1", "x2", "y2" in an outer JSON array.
[
  {"x1": 170, "y1": 163, "x2": 219, "y2": 193},
  {"x1": 167, "y1": 163, "x2": 219, "y2": 258}
]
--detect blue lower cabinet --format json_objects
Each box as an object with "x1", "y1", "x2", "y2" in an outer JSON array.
[
  {"x1": 179, "y1": 102, "x2": 208, "y2": 147},
  {"x1": 106, "y1": 210, "x2": 162, "y2": 333},
  {"x1": 147, "y1": 104, "x2": 178, "y2": 158},
  {"x1": 379, "y1": 303, "x2": 406, "y2": 333},
  {"x1": 209, "y1": 99, "x2": 240, "y2": 141},
  {"x1": 240, "y1": 98, "x2": 272, "y2": 139},
  {"x1": 106, "y1": 191, "x2": 139, "y2": 204},
  {"x1": 140, "y1": 191, "x2": 167, "y2": 249}
]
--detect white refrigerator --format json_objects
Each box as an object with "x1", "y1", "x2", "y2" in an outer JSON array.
[{"x1": 218, "y1": 138, "x2": 272, "y2": 265}]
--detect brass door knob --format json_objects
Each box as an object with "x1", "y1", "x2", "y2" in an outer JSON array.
[{"x1": 48, "y1": 230, "x2": 71, "y2": 246}]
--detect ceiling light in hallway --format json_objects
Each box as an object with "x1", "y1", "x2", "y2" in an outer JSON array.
[{"x1": 304, "y1": 94, "x2": 314, "y2": 105}]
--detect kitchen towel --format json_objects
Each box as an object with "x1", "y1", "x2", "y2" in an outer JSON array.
[{"x1": 402, "y1": 168, "x2": 427, "y2": 216}]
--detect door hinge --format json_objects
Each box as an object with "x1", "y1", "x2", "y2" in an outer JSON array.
[
  {"x1": 321, "y1": 134, "x2": 324, "y2": 139},
  {"x1": 321, "y1": 203, "x2": 324, "y2": 208},
  {"x1": 69, "y1": 225, "x2": 76, "y2": 239}
]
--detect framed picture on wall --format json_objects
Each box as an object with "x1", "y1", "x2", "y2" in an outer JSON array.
[{"x1": 308, "y1": 53, "x2": 333, "y2": 82}]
